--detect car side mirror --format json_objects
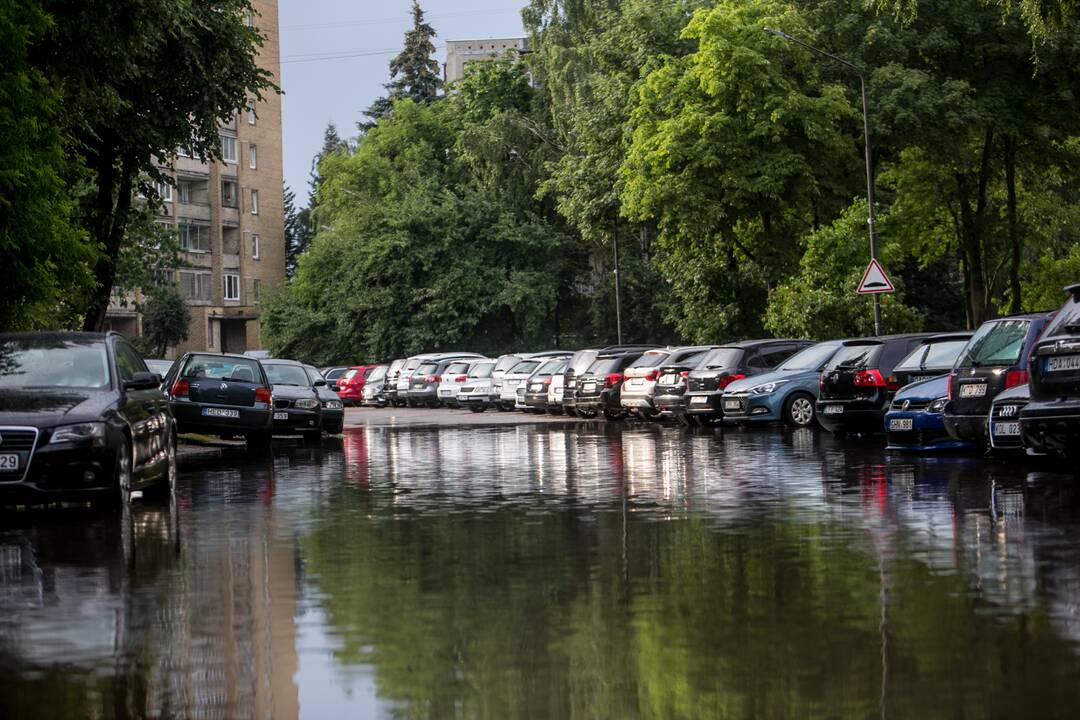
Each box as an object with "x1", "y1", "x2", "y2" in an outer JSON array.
[
  {"x1": 125, "y1": 371, "x2": 162, "y2": 391},
  {"x1": 313, "y1": 379, "x2": 327, "y2": 387}
]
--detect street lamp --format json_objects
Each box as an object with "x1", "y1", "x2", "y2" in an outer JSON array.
[{"x1": 765, "y1": 27, "x2": 882, "y2": 336}]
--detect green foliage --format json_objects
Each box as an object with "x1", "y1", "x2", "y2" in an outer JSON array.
[
  {"x1": 141, "y1": 284, "x2": 190, "y2": 357},
  {"x1": 284, "y1": 184, "x2": 313, "y2": 278},
  {"x1": 114, "y1": 204, "x2": 184, "y2": 303},
  {"x1": 363, "y1": 0, "x2": 441, "y2": 126}
]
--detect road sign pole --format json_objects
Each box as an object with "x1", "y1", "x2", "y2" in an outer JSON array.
[{"x1": 860, "y1": 74, "x2": 883, "y2": 337}]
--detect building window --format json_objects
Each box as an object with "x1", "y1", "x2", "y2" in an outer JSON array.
[
  {"x1": 221, "y1": 179, "x2": 238, "y2": 208},
  {"x1": 178, "y1": 223, "x2": 210, "y2": 252},
  {"x1": 250, "y1": 189, "x2": 259, "y2": 215},
  {"x1": 251, "y1": 233, "x2": 260, "y2": 259},
  {"x1": 248, "y1": 143, "x2": 257, "y2": 170},
  {"x1": 178, "y1": 270, "x2": 212, "y2": 300},
  {"x1": 245, "y1": 10, "x2": 254, "y2": 27},
  {"x1": 221, "y1": 135, "x2": 237, "y2": 163},
  {"x1": 176, "y1": 146, "x2": 191, "y2": 158},
  {"x1": 153, "y1": 180, "x2": 172, "y2": 202},
  {"x1": 224, "y1": 273, "x2": 240, "y2": 301},
  {"x1": 207, "y1": 317, "x2": 215, "y2": 349},
  {"x1": 247, "y1": 99, "x2": 257, "y2": 126},
  {"x1": 253, "y1": 278, "x2": 262, "y2": 303}
]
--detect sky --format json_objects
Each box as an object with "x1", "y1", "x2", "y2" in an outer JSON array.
[{"x1": 279, "y1": 0, "x2": 528, "y2": 202}]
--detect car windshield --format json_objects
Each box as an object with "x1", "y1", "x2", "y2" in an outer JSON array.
[
  {"x1": 494, "y1": 355, "x2": 522, "y2": 373},
  {"x1": 404, "y1": 358, "x2": 423, "y2": 372},
  {"x1": 0, "y1": 338, "x2": 111, "y2": 389},
  {"x1": 343, "y1": 369, "x2": 357, "y2": 381},
  {"x1": 586, "y1": 358, "x2": 623, "y2": 375},
  {"x1": 956, "y1": 320, "x2": 1030, "y2": 367},
  {"x1": 895, "y1": 340, "x2": 969, "y2": 372},
  {"x1": 145, "y1": 359, "x2": 173, "y2": 375},
  {"x1": 1044, "y1": 298, "x2": 1078, "y2": 335},
  {"x1": 630, "y1": 352, "x2": 670, "y2": 368},
  {"x1": 825, "y1": 344, "x2": 883, "y2": 370},
  {"x1": 777, "y1": 343, "x2": 838, "y2": 372},
  {"x1": 508, "y1": 360, "x2": 540, "y2": 375},
  {"x1": 388, "y1": 360, "x2": 405, "y2": 373},
  {"x1": 536, "y1": 359, "x2": 566, "y2": 375},
  {"x1": 264, "y1": 364, "x2": 310, "y2": 386},
  {"x1": 469, "y1": 362, "x2": 495, "y2": 378},
  {"x1": 415, "y1": 363, "x2": 438, "y2": 375},
  {"x1": 182, "y1": 356, "x2": 262, "y2": 383},
  {"x1": 572, "y1": 351, "x2": 598, "y2": 373},
  {"x1": 699, "y1": 348, "x2": 742, "y2": 370},
  {"x1": 368, "y1": 366, "x2": 387, "y2": 381},
  {"x1": 445, "y1": 361, "x2": 471, "y2": 375}
]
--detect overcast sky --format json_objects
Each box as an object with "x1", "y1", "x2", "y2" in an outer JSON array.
[{"x1": 279, "y1": 0, "x2": 527, "y2": 202}]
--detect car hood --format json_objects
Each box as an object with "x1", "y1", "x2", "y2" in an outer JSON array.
[
  {"x1": 0, "y1": 388, "x2": 115, "y2": 427},
  {"x1": 271, "y1": 384, "x2": 317, "y2": 400},
  {"x1": 725, "y1": 368, "x2": 813, "y2": 394},
  {"x1": 893, "y1": 375, "x2": 950, "y2": 402}
]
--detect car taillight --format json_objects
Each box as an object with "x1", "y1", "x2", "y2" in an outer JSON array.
[
  {"x1": 171, "y1": 378, "x2": 189, "y2": 398},
  {"x1": 886, "y1": 374, "x2": 900, "y2": 392},
  {"x1": 1004, "y1": 368, "x2": 1028, "y2": 389},
  {"x1": 455, "y1": 375, "x2": 467, "y2": 382},
  {"x1": 679, "y1": 370, "x2": 689, "y2": 378},
  {"x1": 255, "y1": 387, "x2": 272, "y2": 404},
  {"x1": 544, "y1": 377, "x2": 553, "y2": 385},
  {"x1": 604, "y1": 373, "x2": 624, "y2": 388},
  {"x1": 853, "y1": 369, "x2": 887, "y2": 388},
  {"x1": 819, "y1": 373, "x2": 826, "y2": 391},
  {"x1": 425, "y1": 374, "x2": 442, "y2": 383},
  {"x1": 947, "y1": 373, "x2": 955, "y2": 399},
  {"x1": 718, "y1": 373, "x2": 746, "y2": 389},
  {"x1": 645, "y1": 369, "x2": 660, "y2": 381}
]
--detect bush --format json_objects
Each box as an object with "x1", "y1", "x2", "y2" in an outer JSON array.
[{"x1": 142, "y1": 285, "x2": 190, "y2": 357}]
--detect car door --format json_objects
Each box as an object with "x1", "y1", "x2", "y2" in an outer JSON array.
[{"x1": 114, "y1": 340, "x2": 161, "y2": 481}]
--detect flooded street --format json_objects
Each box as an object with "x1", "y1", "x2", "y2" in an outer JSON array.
[{"x1": 3, "y1": 423, "x2": 1080, "y2": 718}]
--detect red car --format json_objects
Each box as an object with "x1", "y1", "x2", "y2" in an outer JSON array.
[{"x1": 335, "y1": 365, "x2": 380, "y2": 406}]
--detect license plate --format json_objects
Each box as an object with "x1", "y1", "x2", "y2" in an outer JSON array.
[
  {"x1": 724, "y1": 400, "x2": 742, "y2": 411},
  {"x1": 583, "y1": 383, "x2": 596, "y2": 393},
  {"x1": 993, "y1": 421, "x2": 1020, "y2": 436},
  {"x1": 959, "y1": 383, "x2": 987, "y2": 398},
  {"x1": 1047, "y1": 355, "x2": 1080, "y2": 372},
  {"x1": 691, "y1": 396, "x2": 709, "y2": 405},
  {"x1": 629, "y1": 378, "x2": 643, "y2": 386},
  {"x1": 506, "y1": 379, "x2": 519, "y2": 386},
  {"x1": 462, "y1": 386, "x2": 473, "y2": 393},
  {"x1": 889, "y1": 418, "x2": 913, "y2": 431},
  {"x1": 439, "y1": 390, "x2": 452, "y2": 397},
  {"x1": 913, "y1": 375, "x2": 937, "y2": 383},
  {"x1": 412, "y1": 384, "x2": 425, "y2": 389},
  {"x1": 273, "y1": 411, "x2": 288, "y2": 420},
  {"x1": 203, "y1": 407, "x2": 240, "y2": 418},
  {"x1": 823, "y1": 404, "x2": 844, "y2": 415},
  {"x1": 0, "y1": 454, "x2": 19, "y2": 471},
  {"x1": 660, "y1": 374, "x2": 679, "y2": 384}
]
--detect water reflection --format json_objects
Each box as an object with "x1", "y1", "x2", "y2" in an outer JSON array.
[{"x1": 1, "y1": 426, "x2": 1079, "y2": 718}]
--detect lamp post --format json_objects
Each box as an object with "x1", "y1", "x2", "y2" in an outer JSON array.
[{"x1": 765, "y1": 28, "x2": 882, "y2": 336}]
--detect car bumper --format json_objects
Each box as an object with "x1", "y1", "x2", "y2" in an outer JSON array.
[
  {"x1": 524, "y1": 391, "x2": 549, "y2": 409},
  {"x1": 0, "y1": 442, "x2": 120, "y2": 500},
  {"x1": 816, "y1": 400, "x2": 886, "y2": 434},
  {"x1": 272, "y1": 408, "x2": 321, "y2": 434},
  {"x1": 336, "y1": 389, "x2": 362, "y2": 404},
  {"x1": 459, "y1": 394, "x2": 494, "y2": 408},
  {"x1": 885, "y1": 411, "x2": 973, "y2": 451},
  {"x1": 720, "y1": 394, "x2": 780, "y2": 423},
  {"x1": 172, "y1": 401, "x2": 272, "y2": 435},
  {"x1": 321, "y1": 408, "x2": 344, "y2": 433},
  {"x1": 653, "y1": 393, "x2": 688, "y2": 415},
  {"x1": 1019, "y1": 400, "x2": 1080, "y2": 454},
  {"x1": 684, "y1": 392, "x2": 723, "y2": 415},
  {"x1": 576, "y1": 389, "x2": 620, "y2": 410},
  {"x1": 942, "y1": 413, "x2": 989, "y2": 445},
  {"x1": 409, "y1": 388, "x2": 438, "y2": 403},
  {"x1": 620, "y1": 392, "x2": 655, "y2": 413}
]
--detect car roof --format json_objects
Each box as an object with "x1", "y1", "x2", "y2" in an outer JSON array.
[
  {"x1": 841, "y1": 333, "x2": 934, "y2": 347},
  {"x1": 0, "y1": 331, "x2": 110, "y2": 343},
  {"x1": 185, "y1": 350, "x2": 260, "y2": 361},
  {"x1": 709, "y1": 338, "x2": 810, "y2": 350},
  {"x1": 263, "y1": 359, "x2": 303, "y2": 366},
  {"x1": 922, "y1": 332, "x2": 974, "y2": 344}
]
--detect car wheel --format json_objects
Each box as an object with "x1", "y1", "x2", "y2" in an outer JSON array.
[
  {"x1": 783, "y1": 392, "x2": 817, "y2": 428},
  {"x1": 469, "y1": 406, "x2": 484, "y2": 413},
  {"x1": 245, "y1": 431, "x2": 272, "y2": 453},
  {"x1": 116, "y1": 435, "x2": 133, "y2": 506},
  {"x1": 548, "y1": 408, "x2": 564, "y2": 416},
  {"x1": 165, "y1": 429, "x2": 178, "y2": 493},
  {"x1": 602, "y1": 409, "x2": 625, "y2": 422},
  {"x1": 675, "y1": 413, "x2": 693, "y2": 427}
]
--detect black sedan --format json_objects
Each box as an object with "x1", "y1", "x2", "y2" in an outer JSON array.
[
  {"x1": 0, "y1": 331, "x2": 176, "y2": 504},
  {"x1": 263, "y1": 360, "x2": 344, "y2": 440},
  {"x1": 162, "y1": 352, "x2": 274, "y2": 449}
]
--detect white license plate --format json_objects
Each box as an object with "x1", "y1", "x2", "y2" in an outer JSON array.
[
  {"x1": 889, "y1": 418, "x2": 913, "y2": 431},
  {"x1": 1047, "y1": 355, "x2": 1080, "y2": 372},
  {"x1": 203, "y1": 407, "x2": 240, "y2": 418},
  {"x1": 439, "y1": 390, "x2": 452, "y2": 397},
  {"x1": 913, "y1": 375, "x2": 937, "y2": 383},
  {"x1": 823, "y1": 405, "x2": 844, "y2": 415},
  {"x1": 462, "y1": 386, "x2": 474, "y2": 393},
  {"x1": 506, "y1": 379, "x2": 519, "y2": 386},
  {"x1": 959, "y1": 383, "x2": 987, "y2": 398},
  {"x1": 660, "y1": 374, "x2": 679, "y2": 384},
  {"x1": 691, "y1": 396, "x2": 709, "y2": 405},
  {"x1": 582, "y1": 383, "x2": 596, "y2": 393},
  {"x1": 628, "y1": 378, "x2": 643, "y2": 386},
  {"x1": 993, "y1": 421, "x2": 1021, "y2": 437},
  {"x1": 273, "y1": 411, "x2": 288, "y2": 420},
  {"x1": 0, "y1": 454, "x2": 19, "y2": 471},
  {"x1": 724, "y1": 400, "x2": 742, "y2": 411}
]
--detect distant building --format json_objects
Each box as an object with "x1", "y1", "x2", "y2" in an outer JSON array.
[
  {"x1": 106, "y1": 0, "x2": 285, "y2": 357},
  {"x1": 444, "y1": 37, "x2": 528, "y2": 84}
]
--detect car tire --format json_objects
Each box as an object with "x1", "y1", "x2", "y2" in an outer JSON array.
[
  {"x1": 602, "y1": 408, "x2": 625, "y2": 422},
  {"x1": 548, "y1": 408, "x2": 564, "y2": 416},
  {"x1": 115, "y1": 435, "x2": 133, "y2": 506},
  {"x1": 469, "y1": 406, "x2": 485, "y2": 413},
  {"x1": 783, "y1": 392, "x2": 817, "y2": 428},
  {"x1": 165, "y1": 429, "x2": 178, "y2": 494},
  {"x1": 675, "y1": 413, "x2": 693, "y2": 427},
  {"x1": 565, "y1": 407, "x2": 578, "y2": 418}
]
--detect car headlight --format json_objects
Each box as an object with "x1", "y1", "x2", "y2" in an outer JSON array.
[
  {"x1": 50, "y1": 422, "x2": 107, "y2": 444},
  {"x1": 928, "y1": 397, "x2": 948, "y2": 414},
  {"x1": 294, "y1": 398, "x2": 319, "y2": 410},
  {"x1": 749, "y1": 380, "x2": 788, "y2": 395},
  {"x1": 323, "y1": 400, "x2": 343, "y2": 410}
]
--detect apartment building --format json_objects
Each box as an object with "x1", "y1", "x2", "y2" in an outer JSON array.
[
  {"x1": 106, "y1": 0, "x2": 285, "y2": 356},
  {"x1": 444, "y1": 37, "x2": 528, "y2": 84}
]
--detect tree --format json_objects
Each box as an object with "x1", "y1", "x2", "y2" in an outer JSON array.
[
  {"x1": 284, "y1": 184, "x2": 313, "y2": 277},
  {"x1": 35, "y1": 0, "x2": 277, "y2": 331},
  {"x1": 868, "y1": 0, "x2": 1080, "y2": 39},
  {"x1": 362, "y1": 0, "x2": 442, "y2": 126},
  {"x1": 141, "y1": 284, "x2": 190, "y2": 357}
]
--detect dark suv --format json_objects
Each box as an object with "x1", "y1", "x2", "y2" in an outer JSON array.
[
  {"x1": 1021, "y1": 288, "x2": 1080, "y2": 456},
  {"x1": 943, "y1": 313, "x2": 1051, "y2": 447},
  {"x1": 679, "y1": 340, "x2": 812, "y2": 426},
  {"x1": 816, "y1": 334, "x2": 934, "y2": 435},
  {"x1": 574, "y1": 350, "x2": 651, "y2": 421}
]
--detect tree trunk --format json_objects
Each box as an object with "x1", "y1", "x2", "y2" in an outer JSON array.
[
  {"x1": 83, "y1": 149, "x2": 136, "y2": 332},
  {"x1": 1004, "y1": 135, "x2": 1022, "y2": 314},
  {"x1": 954, "y1": 127, "x2": 995, "y2": 326}
]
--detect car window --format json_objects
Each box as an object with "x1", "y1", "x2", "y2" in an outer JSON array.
[
  {"x1": 825, "y1": 344, "x2": 883, "y2": 370},
  {"x1": 494, "y1": 355, "x2": 522, "y2": 374},
  {"x1": 415, "y1": 363, "x2": 438, "y2": 376},
  {"x1": 469, "y1": 362, "x2": 495, "y2": 378},
  {"x1": 629, "y1": 352, "x2": 670, "y2": 368},
  {"x1": 778, "y1": 343, "x2": 838, "y2": 371},
  {"x1": 956, "y1": 320, "x2": 1030, "y2": 367},
  {"x1": 115, "y1": 343, "x2": 146, "y2": 382},
  {"x1": 747, "y1": 353, "x2": 770, "y2": 370},
  {"x1": 760, "y1": 346, "x2": 800, "y2": 367},
  {"x1": 669, "y1": 350, "x2": 707, "y2": 366},
  {"x1": 508, "y1": 360, "x2": 540, "y2": 375},
  {"x1": 1043, "y1": 298, "x2": 1078, "y2": 336},
  {"x1": 368, "y1": 366, "x2": 387, "y2": 381},
  {"x1": 536, "y1": 359, "x2": 566, "y2": 375},
  {"x1": 343, "y1": 369, "x2": 358, "y2": 381},
  {"x1": 572, "y1": 351, "x2": 598, "y2": 373},
  {"x1": 264, "y1": 364, "x2": 311, "y2": 386},
  {"x1": 586, "y1": 358, "x2": 619, "y2": 375},
  {"x1": 893, "y1": 346, "x2": 928, "y2": 373},
  {"x1": 0, "y1": 338, "x2": 111, "y2": 389},
  {"x1": 445, "y1": 361, "x2": 471, "y2": 375},
  {"x1": 899, "y1": 340, "x2": 968, "y2": 371},
  {"x1": 305, "y1": 367, "x2": 324, "y2": 384},
  {"x1": 183, "y1": 356, "x2": 262, "y2": 383},
  {"x1": 699, "y1": 348, "x2": 743, "y2": 370}
]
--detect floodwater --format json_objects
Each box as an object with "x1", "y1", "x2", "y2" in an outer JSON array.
[{"x1": 3, "y1": 423, "x2": 1080, "y2": 719}]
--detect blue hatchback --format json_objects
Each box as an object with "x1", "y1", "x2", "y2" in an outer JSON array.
[
  {"x1": 885, "y1": 376, "x2": 975, "y2": 452},
  {"x1": 722, "y1": 342, "x2": 844, "y2": 428}
]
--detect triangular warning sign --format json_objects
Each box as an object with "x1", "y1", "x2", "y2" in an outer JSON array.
[{"x1": 857, "y1": 259, "x2": 895, "y2": 294}]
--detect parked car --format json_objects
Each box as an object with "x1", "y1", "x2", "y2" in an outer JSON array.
[
  {"x1": 395, "y1": 354, "x2": 437, "y2": 406},
  {"x1": 523, "y1": 358, "x2": 571, "y2": 413},
  {"x1": 620, "y1": 348, "x2": 707, "y2": 420},
  {"x1": 721, "y1": 341, "x2": 844, "y2": 428},
  {"x1": 360, "y1": 365, "x2": 390, "y2": 407},
  {"x1": 889, "y1": 333, "x2": 974, "y2": 389},
  {"x1": 1021, "y1": 288, "x2": 1080, "y2": 456},
  {"x1": 653, "y1": 349, "x2": 717, "y2": 420},
  {"x1": 458, "y1": 360, "x2": 498, "y2": 412},
  {"x1": 494, "y1": 352, "x2": 570, "y2": 411},
  {"x1": 407, "y1": 353, "x2": 486, "y2": 407},
  {"x1": 163, "y1": 351, "x2": 274, "y2": 449},
  {"x1": 436, "y1": 359, "x2": 488, "y2": 408},
  {"x1": 320, "y1": 366, "x2": 351, "y2": 388},
  {"x1": 884, "y1": 376, "x2": 973, "y2": 452},
  {"x1": 989, "y1": 384, "x2": 1030, "y2": 453},
  {"x1": 561, "y1": 345, "x2": 660, "y2": 417},
  {"x1": 680, "y1": 340, "x2": 813, "y2": 426},
  {"x1": 574, "y1": 349, "x2": 654, "y2": 421},
  {"x1": 817, "y1": 334, "x2": 935, "y2": 435},
  {"x1": 383, "y1": 358, "x2": 407, "y2": 407},
  {"x1": 0, "y1": 331, "x2": 176, "y2": 504},
  {"x1": 335, "y1": 364, "x2": 379, "y2": 406},
  {"x1": 262, "y1": 360, "x2": 343, "y2": 440},
  {"x1": 944, "y1": 313, "x2": 1052, "y2": 447},
  {"x1": 145, "y1": 359, "x2": 174, "y2": 377},
  {"x1": 546, "y1": 367, "x2": 567, "y2": 415}
]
